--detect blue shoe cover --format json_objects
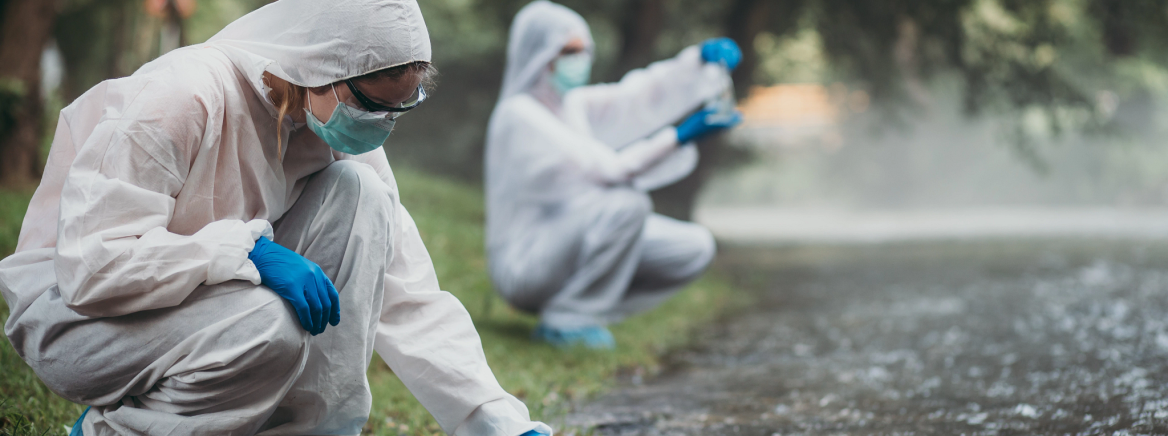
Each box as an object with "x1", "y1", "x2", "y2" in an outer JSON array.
[
  {"x1": 533, "y1": 324, "x2": 615, "y2": 349},
  {"x1": 70, "y1": 406, "x2": 90, "y2": 436}
]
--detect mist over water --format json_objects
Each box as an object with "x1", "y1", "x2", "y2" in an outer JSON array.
[{"x1": 701, "y1": 88, "x2": 1168, "y2": 211}]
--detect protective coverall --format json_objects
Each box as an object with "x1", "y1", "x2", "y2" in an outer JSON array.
[
  {"x1": 0, "y1": 0, "x2": 549, "y2": 434},
  {"x1": 485, "y1": 1, "x2": 727, "y2": 330}
]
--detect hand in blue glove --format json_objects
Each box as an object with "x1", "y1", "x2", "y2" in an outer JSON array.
[
  {"x1": 701, "y1": 37, "x2": 742, "y2": 70},
  {"x1": 249, "y1": 236, "x2": 340, "y2": 335},
  {"x1": 520, "y1": 431, "x2": 550, "y2": 436},
  {"x1": 676, "y1": 108, "x2": 743, "y2": 144}
]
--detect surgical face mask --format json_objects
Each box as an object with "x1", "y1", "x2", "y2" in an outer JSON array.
[
  {"x1": 551, "y1": 53, "x2": 591, "y2": 95},
  {"x1": 304, "y1": 85, "x2": 396, "y2": 155}
]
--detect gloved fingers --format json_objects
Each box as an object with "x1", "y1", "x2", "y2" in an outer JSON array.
[
  {"x1": 325, "y1": 276, "x2": 340, "y2": 326},
  {"x1": 287, "y1": 294, "x2": 314, "y2": 333},
  {"x1": 247, "y1": 236, "x2": 270, "y2": 262},
  {"x1": 312, "y1": 269, "x2": 336, "y2": 330},
  {"x1": 680, "y1": 109, "x2": 714, "y2": 129},
  {"x1": 722, "y1": 39, "x2": 742, "y2": 69},
  {"x1": 303, "y1": 283, "x2": 324, "y2": 335},
  {"x1": 713, "y1": 110, "x2": 744, "y2": 128},
  {"x1": 315, "y1": 276, "x2": 332, "y2": 334},
  {"x1": 701, "y1": 37, "x2": 742, "y2": 70}
]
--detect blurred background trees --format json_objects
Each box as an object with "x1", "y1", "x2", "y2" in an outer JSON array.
[
  {"x1": 1, "y1": 0, "x2": 1167, "y2": 213},
  {"x1": 0, "y1": 0, "x2": 56, "y2": 188}
]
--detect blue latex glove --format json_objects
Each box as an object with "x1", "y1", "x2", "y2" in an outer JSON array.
[
  {"x1": 676, "y1": 108, "x2": 743, "y2": 144},
  {"x1": 701, "y1": 37, "x2": 742, "y2": 70},
  {"x1": 249, "y1": 236, "x2": 340, "y2": 335},
  {"x1": 520, "y1": 431, "x2": 550, "y2": 436}
]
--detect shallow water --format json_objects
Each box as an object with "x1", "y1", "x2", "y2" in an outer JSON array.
[{"x1": 566, "y1": 240, "x2": 1168, "y2": 435}]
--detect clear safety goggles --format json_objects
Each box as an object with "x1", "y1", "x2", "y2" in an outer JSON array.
[{"x1": 344, "y1": 79, "x2": 427, "y2": 119}]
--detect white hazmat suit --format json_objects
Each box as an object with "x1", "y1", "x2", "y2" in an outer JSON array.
[
  {"x1": 0, "y1": 0, "x2": 550, "y2": 434},
  {"x1": 485, "y1": 1, "x2": 727, "y2": 329}
]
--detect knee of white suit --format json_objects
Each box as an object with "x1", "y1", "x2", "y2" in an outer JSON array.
[
  {"x1": 681, "y1": 224, "x2": 717, "y2": 280},
  {"x1": 40, "y1": 291, "x2": 306, "y2": 405},
  {"x1": 594, "y1": 189, "x2": 652, "y2": 232},
  {"x1": 642, "y1": 219, "x2": 717, "y2": 285},
  {"x1": 307, "y1": 160, "x2": 394, "y2": 226},
  {"x1": 321, "y1": 161, "x2": 391, "y2": 202}
]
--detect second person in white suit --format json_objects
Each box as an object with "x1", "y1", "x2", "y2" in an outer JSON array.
[{"x1": 485, "y1": 1, "x2": 743, "y2": 349}]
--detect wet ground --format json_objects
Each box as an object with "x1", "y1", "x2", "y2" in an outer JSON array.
[{"x1": 566, "y1": 239, "x2": 1168, "y2": 435}]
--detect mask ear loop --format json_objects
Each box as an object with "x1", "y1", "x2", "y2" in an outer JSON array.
[{"x1": 305, "y1": 88, "x2": 316, "y2": 118}]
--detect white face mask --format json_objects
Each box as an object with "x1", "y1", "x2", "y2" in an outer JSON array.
[{"x1": 551, "y1": 53, "x2": 592, "y2": 95}]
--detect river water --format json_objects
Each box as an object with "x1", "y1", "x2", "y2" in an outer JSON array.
[{"x1": 565, "y1": 239, "x2": 1168, "y2": 435}]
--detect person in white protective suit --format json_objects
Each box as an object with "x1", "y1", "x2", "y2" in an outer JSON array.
[
  {"x1": 0, "y1": 1, "x2": 552, "y2": 435},
  {"x1": 485, "y1": 1, "x2": 744, "y2": 349}
]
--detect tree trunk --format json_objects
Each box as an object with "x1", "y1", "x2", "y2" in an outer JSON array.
[
  {"x1": 607, "y1": 0, "x2": 665, "y2": 81},
  {"x1": 0, "y1": 0, "x2": 57, "y2": 188},
  {"x1": 1093, "y1": 0, "x2": 1134, "y2": 57},
  {"x1": 724, "y1": 0, "x2": 774, "y2": 98},
  {"x1": 651, "y1": 0, "x2": 776, "y2": 221}
]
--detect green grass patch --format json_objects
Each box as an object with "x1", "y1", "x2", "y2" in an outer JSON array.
[
  {"x1": 0, "y1": 190, "x2": 30, "y2": 256},
  {"x1": 0, "y1": 170, "x2": 735, "y2": 435}
]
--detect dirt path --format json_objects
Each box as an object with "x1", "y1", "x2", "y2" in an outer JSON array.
[{"x1": 565, "y1": 240, "x2": 1168, "y2": 435}]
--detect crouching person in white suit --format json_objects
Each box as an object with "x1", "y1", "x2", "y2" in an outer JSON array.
[
  {"x1": 0, "y1": 0, "x2": 551, "y2": 434},
  {"x1": 485, "y1": 1, "x2": 744, "y2": 350}
]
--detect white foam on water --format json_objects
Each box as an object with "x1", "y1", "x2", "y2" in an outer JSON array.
[{"x1": 695, "y1": 207, "x2": 1168, "y2": 245}]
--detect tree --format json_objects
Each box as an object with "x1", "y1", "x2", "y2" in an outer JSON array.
[
  {"x1": 0, "y1": 0, "x2": 58, "y2": 188},
  {"x1": 607, "y1": 0, "x2": 665, "y2": 82}
]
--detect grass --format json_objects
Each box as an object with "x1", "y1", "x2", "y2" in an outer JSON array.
[{"x1": 0, "y1": 168, "x2": 736, "y2": 435}]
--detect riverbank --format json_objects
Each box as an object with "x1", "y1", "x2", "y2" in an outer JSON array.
[
  {"x1": 567, "y1": 239, "x2": 1168, "y2": 435},
  {"x1": 0, "y1": 169, "x2": 738, "y2": 435}
]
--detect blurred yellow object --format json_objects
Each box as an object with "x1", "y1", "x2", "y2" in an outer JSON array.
[
  {"x1": 733, "y1": 84, "x2": 844, "y2": 150},
  {"x1": 738, "y1": 84, "x2": 838, "y2": 128}
]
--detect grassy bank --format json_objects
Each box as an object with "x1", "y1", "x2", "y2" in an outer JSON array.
[{"x1": 0, "y1": 169, "x2": 735, "y2": 435}]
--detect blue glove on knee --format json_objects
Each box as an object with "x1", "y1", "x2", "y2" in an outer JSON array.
[
  {"x1": 701, "y1": 37, "x2": 742, "y2": 70},
  {"x1": 676, "y1": 108, "x2": 743, "y2": 144},
  {"x1": 249, "y1": 236, "x2": 340, "y2": 335}
]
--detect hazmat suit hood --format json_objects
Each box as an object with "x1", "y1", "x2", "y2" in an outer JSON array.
[
  {"x1": 499, "y1": 1, "x2": 593, "y2": 103},
  {"x1": 207, "y1": 0, "x2": 431, "y2": 91}
]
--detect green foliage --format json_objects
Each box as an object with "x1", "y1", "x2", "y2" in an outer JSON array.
[
  {"x1": 0, "y1": 190, "x2": 30, "y2": 258},
  {"x1": 0, "y1": 171, "x2": 736, "y2": 436},
  {"x1": 185, "y1": 0, "x2": 265, "y2": 44},
  {"x1": 0, "y1": 398, "x2": 60, "y2": 436},
  {"x1": 47, "y1": 0, "x2": 1168, "y2": 180},
  {"x1": 0, "y1": 77, "x2": 26, "y2": 142}
]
